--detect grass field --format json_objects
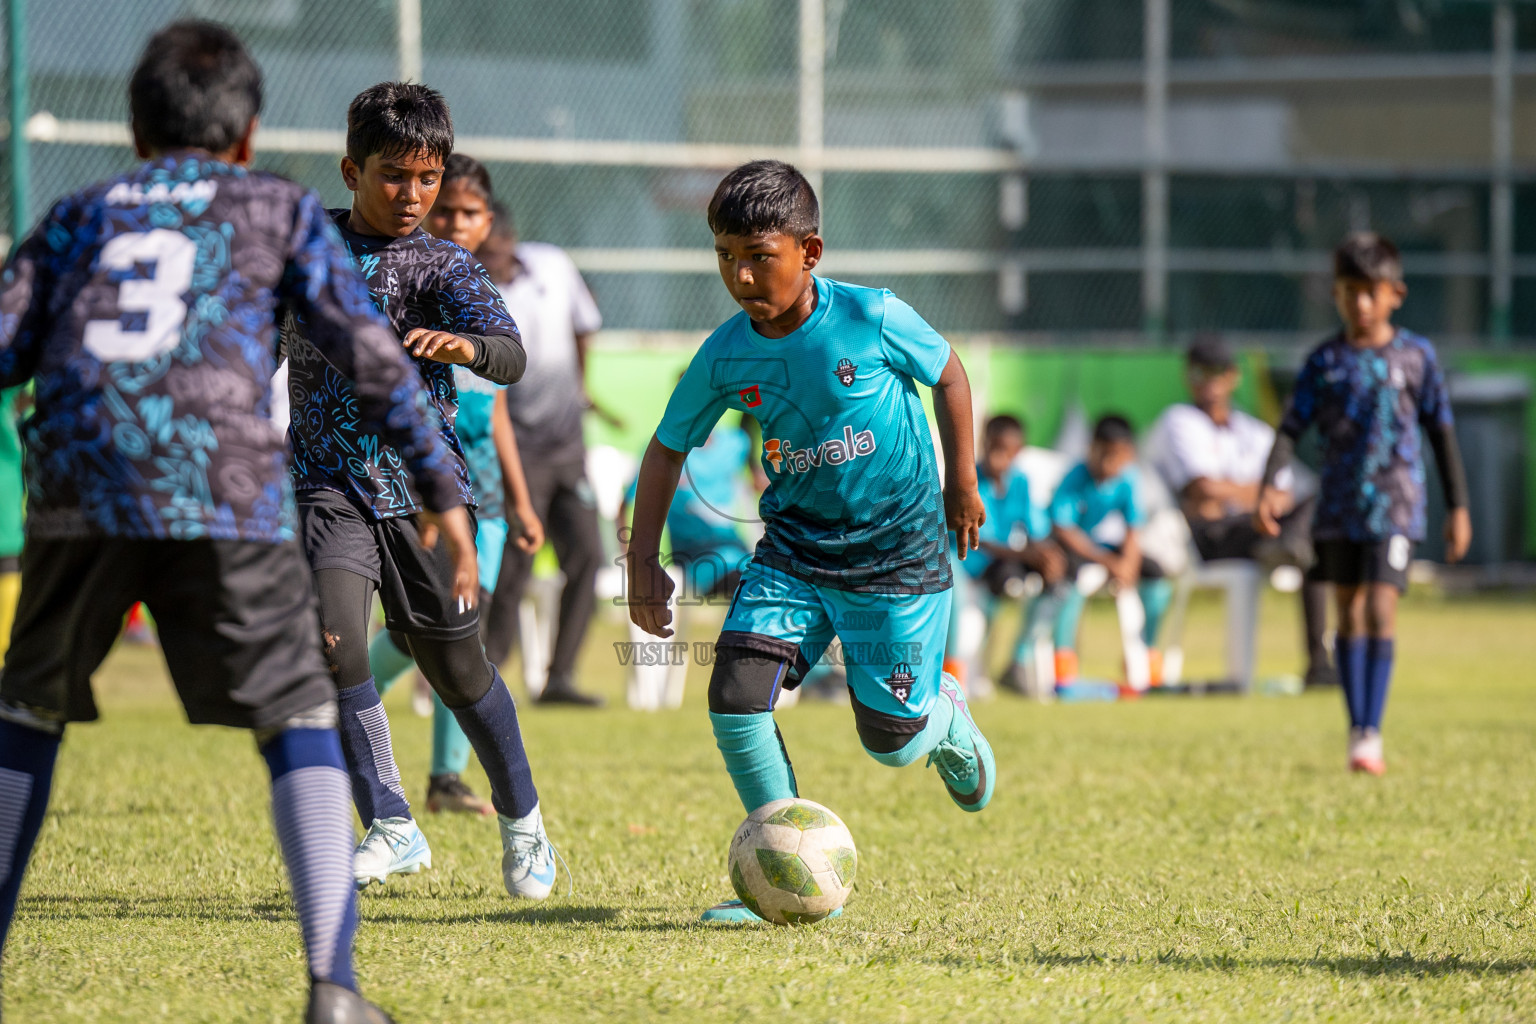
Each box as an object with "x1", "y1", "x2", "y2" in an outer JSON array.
[{"x1": 5, "y1": 591, "x2": 1534, "y2": 1022}]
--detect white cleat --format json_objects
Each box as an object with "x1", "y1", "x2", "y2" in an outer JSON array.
[
  {"x1": 353, "y1": 816, "x2": 432, "y2": 889},
  {"x1": 499, "y1": 803, "x2": 559, "y2": 900}
]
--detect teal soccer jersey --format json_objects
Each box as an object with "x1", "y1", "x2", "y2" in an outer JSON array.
[
  {"x1": 962, "y1": 464, "x2": 1050, "y2": 578},
  {"x1": 1049, "y1": 463, "x2": 1144, "y2": 547},
  {"x1": 656, "y1": 276, "x2": 951, "y2": 594}
]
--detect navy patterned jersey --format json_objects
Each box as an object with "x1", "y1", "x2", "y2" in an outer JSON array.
[
  {"x1": 0, "y1": 155, "x2": 458, "y2": 542},
  {"x1": 285, "y1": 212, "x2": 518, "y2": 519},
  {"x1": 1280, "y1": 329, "x2": 1454, "y2": 542}
]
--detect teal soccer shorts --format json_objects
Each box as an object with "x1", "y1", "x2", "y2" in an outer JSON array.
[{"x1": 719, "y1": 560, "x2": 952, "y2": 724}]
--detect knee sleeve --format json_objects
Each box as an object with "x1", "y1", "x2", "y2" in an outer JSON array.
[
  {"x1": 409, "y1": 634, "x2": 494, "y2": 708},
  {"x1": 311, "y1": 569, "x2": 376, "y2": 690},
  {"x1": 707, "y1": 645, "x2": 791, "y2": 715},
  {"x1": 850, "y1": 692, "x2": 939, "y2": 759}
]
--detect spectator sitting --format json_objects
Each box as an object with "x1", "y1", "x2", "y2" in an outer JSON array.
[
  {"x1": 1147, "y1": 335, "x2": 1334, "y2": 688},
  {"x1": 1047, "y1": 415, "x2": 1173, "y2": 684}
]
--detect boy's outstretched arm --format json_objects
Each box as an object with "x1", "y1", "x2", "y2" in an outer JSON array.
[
  {"x1": 493, "y1": 394, "x2": 545, "y2": 554},
  {"x1": 628, "y1": 436, "x2": 687, "y2": 637},
  {"x1": 931, "y1": 350, "x2": 985, "y2": 558}
]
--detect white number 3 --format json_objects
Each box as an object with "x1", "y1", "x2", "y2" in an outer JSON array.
[{"x1": 83, "y1": 228, "x2": 196, "y2": 362}]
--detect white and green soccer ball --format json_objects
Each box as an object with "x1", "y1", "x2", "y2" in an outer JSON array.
[{"x1": 727, "y1": 798, "x2": 857, "y2": 925}]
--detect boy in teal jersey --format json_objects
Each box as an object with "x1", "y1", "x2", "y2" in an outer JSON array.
[
  {"x1": 943, "y1": 414, "x2": 1065, "y2": 690},
  {"x1": 627, "y1": 161, "x2": 992, "y2": 923},
  {"x1": 1047, "y1": 415, "x2": 1173, "y2": 682}
]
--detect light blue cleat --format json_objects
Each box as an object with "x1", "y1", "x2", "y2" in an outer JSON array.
[
  {"x1": 700, "y1": 899, "x2": 843, "y2": 924},
  {"x1": 927, "y1": 673, "x2": 996, "y2": 812},
  {"x1": 353, "y1": 816, "x2": 432, "y2": 889},
  {"x1": 500, "y1": 803, "x2": 560, "y2": 900}
]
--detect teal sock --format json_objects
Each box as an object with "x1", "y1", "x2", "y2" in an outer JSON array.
[
  {"x1": 709, "y1": 711, "x2": 798, "y2": 813},
  {"x1": 430, "y1": 693, "x2": 472, "y2": 777},
  {"x1": 1053, "y1": 585, "x2": 1086, "y2": 651},
  {"x1": 1138, "y1": 578, "x2": 1173, "y2": 646},
  {"x1": 861, "y1": 694, "x2": 955, "y2": 767},
  {"x1": 1014, "y1": 590, "x2": 1059, "y2": 664},
  {"x1": 368, "y1": 630, "x2": 415, "y2": 697}
]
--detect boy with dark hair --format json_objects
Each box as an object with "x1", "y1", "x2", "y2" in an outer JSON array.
[
  {"x1": 367, "y1": 157, "x2": 546, "y2": 818},
  {"x1": 1048, "y1": 414, "x2": 1172, "y2": 685},
  {"x1": 1257, "y1": 231, "x2": 1471, "y2": 775},
  {"x1": 0, "y1": 21, "x2": 451, "y2": 1022},
  {"x1": 944, "y1": 414, "x2": 1065, "y2": 692},
  {"x1": 628, "y1": 160, "x2": 993, "y2": 923},
  {"x1": 285, "y1": 84, "x2": 560, "y2": 898}
]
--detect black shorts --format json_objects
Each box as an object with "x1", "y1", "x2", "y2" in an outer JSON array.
[
  {"x1": 0, "y1": 536, "x2": 334, "y2": 729},
  {"x1": 1308, "y1": 537, "x2": 1413, "y2": 592},
  {"x1": 297, "y1": 489, "x2": 479, "y2": 641}
]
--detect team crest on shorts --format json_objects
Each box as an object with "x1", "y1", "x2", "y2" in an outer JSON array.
[
  {"x1": 886, "y1": 662, "x2": 915, "y2": 704},
  {"x1": 834, "y1": 358, "x2": 857, "y2": 387}
]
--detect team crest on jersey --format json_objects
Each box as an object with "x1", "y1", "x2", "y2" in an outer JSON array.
[
  {"x1": 739, "y1": 385, "x2": 762, "y2": 407},
  {"x1": 886, "y1": 663, "x2": 915, "y2": 704},
  {"x1": 382, "y1": 267, "x2": 401, "y2": 298},
  {"x1": 763, "y1": 425, "x2": 877, "y2": 474},
  {"x1": 834, "y1": 358, "x2": 857, "y2": 386}
]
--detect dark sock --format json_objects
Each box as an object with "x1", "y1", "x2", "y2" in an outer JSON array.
[
  {"x1": 334, "y1": 679, "x2": 411, "y2": 823},
  {"x1": 261, "y1": 728, "x2": 359, "y2": 991},
  {"x1": 1363, "y1": 637, "x2": 1395, "y2": 731},
  {"x1": 450, "y1": 667, "x2": 539, "y2": 818},
  {"x1": 1336, "y1": 637, "x2": 1368, "y2": 729},
  {"x1": 0, "y1": 718, "x2": 61, "y2": 954}
]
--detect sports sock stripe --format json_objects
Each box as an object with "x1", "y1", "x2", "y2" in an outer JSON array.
[
  {"x1": 354, "y1": 703, "x2": 408, "y2": 802},
  {"x1": 0, "y1": 767, "x2": 35, "y2": 884},
  {"x1": 271, "y1": 765, "x2": 356, "y2": 984}
]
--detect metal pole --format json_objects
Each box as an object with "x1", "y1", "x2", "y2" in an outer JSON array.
[
  {"x1": 397, "y1": 0, "x2": 422, "y2": 83},
  {"x1": 8, "y1": 0, "x2": 28, "y2": 249},
  {"x1": 1142, "y1": 0, "x2": 1169, "y2": 344},
  {"x1": 1491, "y1": 0, "x2": 1514, "y2": 347},
  {"x1": 799, "y1": 0, "x2": 825, "y2": 201}
]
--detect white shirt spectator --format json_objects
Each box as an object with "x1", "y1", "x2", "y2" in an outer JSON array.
[
  {"x1": 499, "y1": 242, "x2": 603, "y2": 463},
  {"x1": 1148, "y1": 403, "x2": 1290, "y2": 516}
]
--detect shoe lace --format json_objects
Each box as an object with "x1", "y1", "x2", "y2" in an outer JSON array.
[
  {"x1": 500, "y1": 818, "x2": 574, "y2": 896},
  {"x1": 366, "y1": 818, "x2": 415, "y2": 853},
  {"x1": 925, "y1": 739, "x2": 977, "y2": 783}
]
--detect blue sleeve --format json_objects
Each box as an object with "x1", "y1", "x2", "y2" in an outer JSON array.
[
  {"x1": 0, "y1": 200, "x2": 68, "y2": 389},
  {"x1": 1417, "y1": 342, "x2": 1454, "y2": 429},
  {"x1": 439, "y1": 247, "x2": 518, "y2": 338},
  {"x1": 1048, "y1": 467, "x2": 1084, "y2": 528},
  {"x1": 880, "y1": 293, "x2": 951, "y2": 387},
  {"x1": 655, "y1": 343, "x2": 729, "y2": 453},
  {"x1": 1121, "y1": 471, "x2": 1146, "y2": 528},
  {"x1": 1280, "y1": 349, "x2": 1324, "y2": 439},
  {"x1": 280, "y1": 191, "x2": 460, "y2": 511}
]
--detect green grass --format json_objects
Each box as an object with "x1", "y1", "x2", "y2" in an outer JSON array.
[{"x1": 6, "y1": 592, "x2": 1535, "y2": 1022}]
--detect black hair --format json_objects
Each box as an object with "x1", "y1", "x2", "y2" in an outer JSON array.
[
  {"x1": 1092, "y1": 414, "x2": 1136, "y2": 447},
  {"x1": 129, "y1": 20, "x2": 263, "y2": 154},
  {"x1": 985, "y1": 413, "x2": 1025, "y2": 439},
  {"x1": 442, "y1": 153, "x2": 493, "y2": 201},
  {"x1": 488, "y1": 201, "x2": 515, "y2": 240},
  {"x1": 1334, "y1": 231, "x2": 1402, "y2": 284},
  {"x1": 707, "y1": 160, "x2": 820, "y2": 238},
  {"x1": 1186, "y1": 333, "x2": 1235, "y2": 373},
  {"x1": 345, "y1": 82, "x2": 454, "y2": 167}
]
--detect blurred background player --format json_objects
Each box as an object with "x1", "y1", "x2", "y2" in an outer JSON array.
[
  {"x1": 1048, "y1": 415, "x2": 1173, "y2": 685},
  {"x1": 0, "y1": 388, "x2": 24, "y2": 657},
  {"x1": 1258, "y1": 232, "x2": 1471, "y2": 775},
  {"x1": 1148, "y1": 336, "x2": 1334, "y2": 688},
  {"x1": 627, "y1": 161, "x2": 994, "y2": 923},
  {"x1": 366, "y1": 157, "x2": 546, "y2": 817},
  {"x1": 284, "y1": 83, "x2": 559, "y2": 899},
  {"x1": 481, "y1": 191, "x2": 610, "y2": 706},
  {"x1": 943, "y1": 414, "x2": 1065, "y2": 694},
  {"x1": 0, "y1": 22, "x2": 465, "y2": 1022}
]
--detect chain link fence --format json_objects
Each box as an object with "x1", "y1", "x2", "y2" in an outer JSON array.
[{"x1": 5, "y1": 0, "x2": 1536, "y2": 345}]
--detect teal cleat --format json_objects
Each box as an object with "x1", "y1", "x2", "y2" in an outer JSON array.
[
  {"x1": 700, "y1": 899, "x2": 843, "y2": 924},
  {"x1": 927, "y1": 673, "x2": 996, "y2": 812}
]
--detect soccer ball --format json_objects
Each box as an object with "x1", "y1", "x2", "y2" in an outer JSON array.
[{"x1": 727, "y1": 798, "x2": 856, "y2": 925}]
